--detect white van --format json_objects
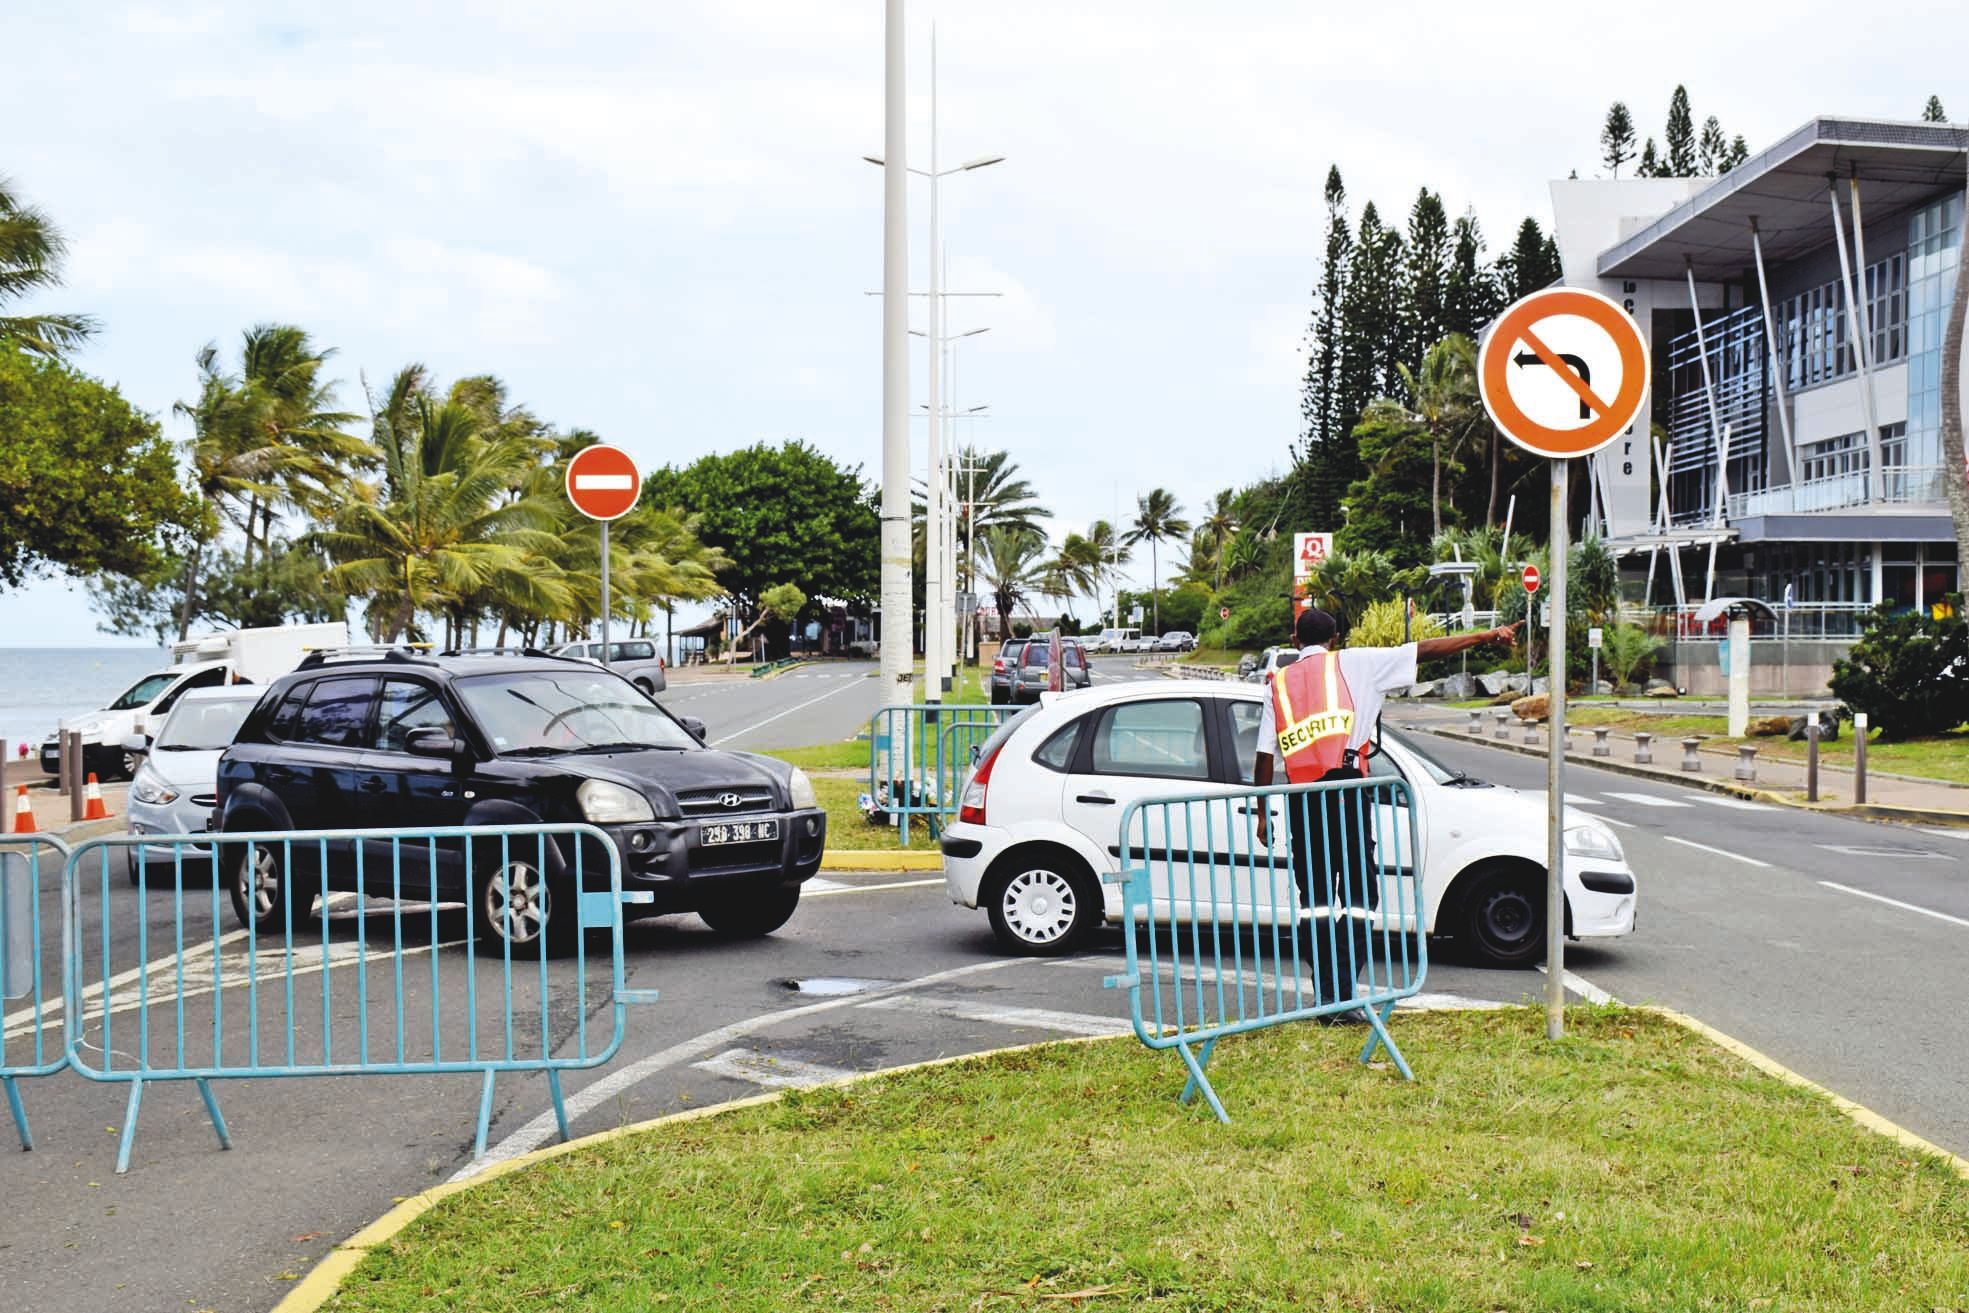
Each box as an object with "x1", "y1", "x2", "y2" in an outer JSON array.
[
  {"x1": 1089, "y1": 627, "x2": 1142, "y2": 654},
  {"x1": 41, "y1": 622, "x2": 347, "y2": 780}
]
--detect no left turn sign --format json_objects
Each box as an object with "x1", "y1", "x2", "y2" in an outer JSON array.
[{"x1": 1478, "y1": 287, "x2": 1649, "y2": 459}]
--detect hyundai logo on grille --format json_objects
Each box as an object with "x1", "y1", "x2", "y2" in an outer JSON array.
[{"x1": 717, "y1": 792, "x2": 744, "y2": 809}]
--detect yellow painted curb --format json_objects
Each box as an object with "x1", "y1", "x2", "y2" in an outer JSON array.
[
  {"x1": 819, "y1": 848, "x2": 941, "y2": 871},
  {"x1": 269, "y1": 1034, "x2": 1117, "y2": 1313}
]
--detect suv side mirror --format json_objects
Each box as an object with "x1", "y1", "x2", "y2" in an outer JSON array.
[
  {"x1": 405, "y1": 727, "x2": 469, "y2": 762},
  {"x1": 678, "y1": 715, "x2": 707, "y2": 743}
]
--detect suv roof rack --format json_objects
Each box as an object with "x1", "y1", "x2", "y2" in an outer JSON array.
[
  {"x1": 437, "y1": 645, "x2": 585, "y2": 662},
  {"x1": 296, "y1": 644, "x2": 436, "y2": 669}
]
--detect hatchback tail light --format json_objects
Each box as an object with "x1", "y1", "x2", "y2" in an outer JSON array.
[
  {"x1": 958, "y1": 740, "x2": 1003, "y2": 826},
  {"x1": 992, "y1": 658, "x2": 1006, "y2": 673}
]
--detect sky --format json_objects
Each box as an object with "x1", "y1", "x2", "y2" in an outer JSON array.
[{"x1": 5, "y1": 0, "x2": 1963, "y2": 645}]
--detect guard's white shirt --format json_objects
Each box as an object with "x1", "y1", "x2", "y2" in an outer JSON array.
[{"x1": 1255, "y1": 642, "x2": 1419, "y2": 757}]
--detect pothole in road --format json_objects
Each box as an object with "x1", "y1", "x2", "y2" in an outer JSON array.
[{"x1": 781, "y1": 977, "x2": 899, "y2": 996}]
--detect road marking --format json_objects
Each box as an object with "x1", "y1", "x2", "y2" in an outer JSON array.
[
  {"x1": 1602, "y1": 791, "x2": 1691, "y2": 808},
  {"x1": 1562, "y1": 794, "x2": 1605, "y2": 806},
  {"x1": 1691, "y1": 796, "x2": 1773, "y2": 811},
  {"x1": 1815, "y1": 843, "x2": 1951, "y2": 860},
  {"x1": 1921, "y1": 827, "x2": 1969, "y2": 841},
  {"x1": 711, "y1": 676, "x2": 871, "y2": 746},
  {"x1": 1536, "y1": 963, "x2": 1618, "y2": 1005},
  {"x1": 1819, "y1": 881, "x2": 1969, "y2": 929},
  {"x1": 1590, "y1": 813, "x2": 1637, "y2": 829},
  {"x1": 805, "y1": 877, "x2": 943, "y2": 897},
  {"x1": 1662, "y1": 834, "x2": 1770, "y2": 867},
  {"x1": 859, "y1": 994, "x2": 1129, "y2": 1036},
  {"x1": 689, "y1": 1047, "x2": 855, "y2": 1089}
]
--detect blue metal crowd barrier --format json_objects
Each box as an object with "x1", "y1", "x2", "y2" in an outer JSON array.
[
  {"x1": 1103, "y1": 776, "x2": 1426, "y2": 1121},
  {"x1": 866, "y1": 704, "x2": 1020, "y2": 844},
  {"x1": 61, "y1": 823, "x2": 656, "y2": 1173},
  {"x1": 1, "y1": 834, "x2": 71, "y2": 1150}
]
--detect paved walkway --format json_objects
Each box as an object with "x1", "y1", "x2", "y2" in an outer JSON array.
[{"x1": 1390, "y1": 701, "x2": 1969, "y2": 821}]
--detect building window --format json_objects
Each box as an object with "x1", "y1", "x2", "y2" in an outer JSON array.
[
  {"x1": 1906, "y1": 192, "x2": 1963, "y2": 470},
  {"x1": 1798, "y1": 422, "x2": 1908, "y2": 483},
  {"x1": 1774, "y1": 252, "x2": 1906, "y2": 391}
]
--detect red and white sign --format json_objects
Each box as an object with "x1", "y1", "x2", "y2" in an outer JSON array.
[
  {"x1": 1522, "y1": 564, "x2": 1542, "y2": 595},
  {"x1": 1219, "y1": 606, "x2": 1231, "y2": 620},
  {"x1": 1292, "y1": 532, "x2": 1333, "y2": 584},
  {"x1": 564, "y1": 444, "x2": 642, "y2": 522},
  {"x1": 1478, "y1": 287, "x2": 1650, "y2": 460}
]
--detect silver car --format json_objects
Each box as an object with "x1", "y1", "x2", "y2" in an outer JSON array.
[
  {"x1": 123, "y1": 686, "x2": 261, "y2": 885},
  {"x1": 549, "y1": 639, "x2": 668, "y2": 696}
]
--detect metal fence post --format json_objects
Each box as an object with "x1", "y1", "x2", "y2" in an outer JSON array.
[
  {"x1": 1806, "y1": 721, "x2": 1820, "y2": 802},
  {"x1": 1853, "y1": 712, "x2": 1868, "y2": 804}
]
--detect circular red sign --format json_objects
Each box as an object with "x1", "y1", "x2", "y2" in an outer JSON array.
[
  {"x1": 565, "y1": 444, "x2": 642, "y2": 521},
  {"x1": 1478, "y1": 287, "x2": 1650, "y2": 459},
  {"x1": 1219, "y1": 606, "x2": 1230, "y2": 620},
  {"x1": 1522, "y1": 564, "x2": 1542, "y2": 594}
]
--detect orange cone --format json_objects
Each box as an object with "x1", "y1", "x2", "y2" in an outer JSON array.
[
  {"x1": 83, "y1": 773, "x2": 110, "y2": 821},
  {"x1": 11, "y1": 785, "x2": 34, "y2": 834}
]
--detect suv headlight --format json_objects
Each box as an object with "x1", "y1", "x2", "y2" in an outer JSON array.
[
  {"x1": 131, "y1": 769, "x2": 179, "y2": 806},
  {"x1": 788, "y1": 767, "x2": 817, "y2": 810},
  {"x1": 577, "y1": 779, "x2": 655, "y2": 824},
  {"x1": 1565, "y1": 824, "x2": 1623, "y2": 862}
]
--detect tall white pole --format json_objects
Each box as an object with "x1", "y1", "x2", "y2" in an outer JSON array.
[
  {"x1": 923, "y1": 27, "x2": 944, "y2": 703},
  {"x1": 878, "y1": 0, "x2": 912, "y2": 699},
  {"x1": 1545, "y1": 458, "x2": 1568, "y2": 1041}
]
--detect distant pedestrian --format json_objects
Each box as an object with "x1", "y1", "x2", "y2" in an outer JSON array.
[{"x1": 1254, "y1": 606, "x2": 1517, "y2": 1013}]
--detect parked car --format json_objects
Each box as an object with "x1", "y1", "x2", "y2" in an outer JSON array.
[
  {"x1": 122, "y1": 686, "x2": 262, "y2": 885},
  {"x1": 1011, "y1": 635, "x2": 1092, "y2": 704},
  {"x1": 1235, "y1": 652, "x2": 1260, "y2": 678},
  {"x1": 988, "y1": 637, "x2": 1030, "y2": 705},
  {"x1": 216, "y1": 649, "x2": 825, "y2": 952},
  {"x1": 1086, "y1": 627, "x2": 1143, "y2": 655},
  {"x1": 1156, "y1": 631, "x2": 1196, "y2": 653},
  {"x1": 1244, "y1": 646, "x2": 1303, "y2": 685},
  {"x1": 940, "y1": 681, "x2": 1636, "y2": 962},
  {"x1": 548, "y1": 638, "x2": 668, "y2": 696}
]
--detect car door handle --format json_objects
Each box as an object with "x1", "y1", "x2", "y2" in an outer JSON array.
[
  {"x1": 358, "y1": 776, "x2": 387, "y2": 794},
  {"x1": 1076, "y1": 793, "x2": 1116, "y2": 806},
  {"x1": 267, "y1": 765, "x2": 298, "y2": 783}
]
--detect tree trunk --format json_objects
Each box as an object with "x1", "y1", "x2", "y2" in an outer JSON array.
[
  {"x1": 1941, "y1": 185, "x2": 1969, "y2": 576},
  {"x1": 1431, "y1": 434, "x2": 1443, "y2": 537},
  {"x1": 1486, "y1": 428, "x2": 1502, "y2": 527},
  {"x1": 176, "y1": 542, "x2": 203, "y2": 642}
]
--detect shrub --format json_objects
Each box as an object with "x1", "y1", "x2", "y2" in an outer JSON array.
[
  {"x1": 1347, "y1": 597, "x2": 1445, "y2": 649},
  {"x1": 1828, "y1": 598, "x2": 1969, "y2": 740},
  {"x1": 1600, "y1": 622, "x2": 1660, "y2": 689}
]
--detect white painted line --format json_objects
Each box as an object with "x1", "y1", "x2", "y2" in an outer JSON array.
[
  {"x1": 859, "y1": 994, "x2": 1129, "y2": 1037},
  {"x1": 1690, "y1": 795, "x2": 1772, "y2": 811},
  {"x1": 1819, "y1": 881, "x2": 1969, "y2": 929},
  {"x1": 1662, "y1": 834, "x2": 1770, "y2": 867},
  {"x1": 572, "y1": 473, "x2": 632, "y2": 490},
  {"x1": 1815, "y1": 844, "x2": 1951, "y2": 860},
  {"x1": 1591, "y1": 813, "x2": 1637, "y2": 829},
  {"x1": 711, "y1": 676, "x2": 870, "y2": 746},
  {"x1": 1562, "y1": 794, "x2": 1605, "y2": 806},
  {"x1": 1397, "y1": 992, "x2": 1509, "y2": 1012},
  {"x1": 1921, "y1": 827, "x2": 1969, "y2": 841},
  {"x1": 1536, "y1": 964, "x2": 1618, "y2": 1005},
  {"x1": 805, "y1": 877, "x2": 943, "y2": 897},
  {"x1": 1602, "y1": 791, "x2": 1691, "y2": 809},
  {"x1": 690, "y1": 1047, "x2": 856, "y2": 1090}
]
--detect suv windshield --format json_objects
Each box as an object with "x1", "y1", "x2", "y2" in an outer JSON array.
[
  {"x1": 107, "y1": 671, "x2": 180, "y2": 711},
  {"x1": 454, "y1": 669, "x2": 697, "y2": 755},
  {"x1": 156, "y1": 696, "x2": 256, "y2": 750}
]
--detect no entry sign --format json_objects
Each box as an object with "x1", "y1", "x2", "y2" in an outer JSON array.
[
  {"x1": 1478, "y1": 288, "x2": 1649, "y2": 459},
  {"x1": 565, "y1": 444, "x2": 642, "y2": 521},
  {"x1": 1522, "y1": 563, "x2": 1541, "y2": 594}
]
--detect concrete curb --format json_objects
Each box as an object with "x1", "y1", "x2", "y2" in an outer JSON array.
[{"x1": 819, "y1": 849, "x2": 941, "y2": 872}]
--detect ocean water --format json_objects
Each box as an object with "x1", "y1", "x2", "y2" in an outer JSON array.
[{"x1": 0, "y1": 646, "x2": 169, "y2": 757}]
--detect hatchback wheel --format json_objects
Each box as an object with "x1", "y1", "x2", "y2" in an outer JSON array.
[
  {"x1": 228, "y1": 842, "x2": 316, "y2": 933},
  {"x1": 1459, "y1": 864, "x2": 1545, "y2": 967},
  {"x1": 986, "y1": 857, "x2": 1099, "y2": 956}
]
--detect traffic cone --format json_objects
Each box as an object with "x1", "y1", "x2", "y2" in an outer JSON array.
[
  {"x1": 11, "y1": 785, "x2": 34, "y2": 834},
  {"x1": 83, "y1": 773, "x2": 110, "y2": 821}
]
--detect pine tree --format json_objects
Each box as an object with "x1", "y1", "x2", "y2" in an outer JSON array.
[
  {"x1": 1498, "y1": 218, "x2": 1561, "y2": 303},
  {"x1": 1637, "y1": 137, "x2": 1662, "y2": 177},
  {"x1": 1444, "y1": 212, "x2": 1498, "y2": 341},
  {"x1": 1336, "y1": 202, "x2": 1388, "y2": 467},
  {"x1": 1923, "y1": 95, "x2": 1947, "y2": 122},
  {"x1": 1664, "y1": 85, "x2": 1696, "y2": 176},
  {"x1": 1600, "y1": 101, "x2": 1636, "y2": 177},
  {"x1": 1403, "y1": 188, "x2": 1451, "y2": 371},
  {"x1": 1697, "y1": 115, "x2": 1727, "y2": 175},
  {"x1": 1298, "y1": 165, "x2": 1352, "y2": 526},
  {"x1": 1722, "y1": 135, "x2": 1750, "y2": 172}
]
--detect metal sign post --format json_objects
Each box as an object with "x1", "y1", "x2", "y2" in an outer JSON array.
[{"x1": 1477, "y1": 286, "x2": 1650, "y2": 1043}]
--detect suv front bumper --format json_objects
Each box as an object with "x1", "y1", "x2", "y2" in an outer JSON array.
[{"x1": 604, "y1": 807, "x2": 827, "y2": 913}]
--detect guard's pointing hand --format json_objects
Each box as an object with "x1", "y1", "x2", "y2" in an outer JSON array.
[{"x1": 1495, "y1": 621, "x2": 1523, "y2": 644}]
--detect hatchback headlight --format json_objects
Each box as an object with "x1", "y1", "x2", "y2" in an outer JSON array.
[
  {"x1": 1565, "y1": 824, "x2": 1623, "y2": 862},
  {"x1": 788, "y1": 767, "x2": 818, "y2": 810},
  {"x1": 131, "y1": 770, "x2": 179, "y2": 806},
  {"x1": 577, "y1": 779, "x2": 655, "y2": 824}
]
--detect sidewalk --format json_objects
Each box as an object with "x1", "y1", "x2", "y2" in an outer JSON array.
[
  {"x1": 6, "y1": 778, "x2": 130, "y2": 836},
  {"x1": 1389, "y1": 701, "x2": 1969, "y2": 824}
]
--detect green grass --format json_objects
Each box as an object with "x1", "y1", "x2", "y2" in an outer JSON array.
[
  {"x1": 760, "y1": 740, "x2": 870, "y2": 772},
  {"x1": 811, "y1": 775, "x2": 906, "y2": 851},
  {"x1": 1182, "y1": 646, "x2": 1248, "y2": 670},
  {"x1": 329, "y1": 1008, "x2": 1969, "y2": 1311},
  {"x1": 1565, "y1": 708, "x2": 1969, "y2": 785}
]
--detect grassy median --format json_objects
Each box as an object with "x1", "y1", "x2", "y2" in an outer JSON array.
[{"x1": 327, "y1": 1008, "x2": 1969, "y2": 1311}]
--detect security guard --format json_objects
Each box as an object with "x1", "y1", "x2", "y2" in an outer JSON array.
[{"x1": 1255, "y1": 605, "x2": 1518, "y2": 1012}]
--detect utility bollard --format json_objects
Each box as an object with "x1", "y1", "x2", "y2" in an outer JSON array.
[
  {"x1": 1806, "y1": 722, "x2": 1820, "y2": 802},
  {"x1": 64, "y1": 730, "x2": 84, "y2": 823},
  {"x1": 1853, "y1": 712, "x2": 1868, "y2": 805},
  {"x1": 1522, "y1": 718, "x2": 1540, "y2": 745},
  {"x1": 1734, "y1": 744, "x2": 1757, "y2": 782},
  {"x1": 1592, "y1": 726, "x2": 1611, "y2": 757},
  {"x1": 1634, "y1": 731, "x2": 1653, "y2": 764},
  {"x1": 1468, "y1": 708, "x2": 1483, "y2": 735},
  {"x1": 1557, "y1": 725, "x2": 1572, "y2": 755},
  {"x1": 1493, "y1": 709, "x2": 1511, "y2": 740},
  {"x1": 1680, "y1": 736, "x2": 1702, "y2": 772}
]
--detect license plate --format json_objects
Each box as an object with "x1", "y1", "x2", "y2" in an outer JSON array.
[{"x1": 701, "y1": 818, "x2": 779, "y2": 846}]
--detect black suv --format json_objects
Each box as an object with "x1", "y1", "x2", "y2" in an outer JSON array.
[{"x1": 216, "y1": 649, "x2": 826, "y2": 951}]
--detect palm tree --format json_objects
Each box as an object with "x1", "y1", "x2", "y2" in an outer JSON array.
[
  {"x1": 1126, "y1": 488, "x2": 1189, "y2": 634},
  {"x1": 954, "y1": 446, "x2": 1050, "y2": 592},
  {"x1": 0, "y1": 177, "x2": 96, "y2": 357},
  {"x1": 1080, "y1": 519, "x2": 1131, "y2": 626},
  {"x1": 1199, "y1": 488, "x2": 1238, "y2": 589},
  {"x1": 977, "y1": 525, "x2": 1047, "y2": 638},
  {"x1": 1395, "y1": 333, "x2": 1478, "y2": 538}
]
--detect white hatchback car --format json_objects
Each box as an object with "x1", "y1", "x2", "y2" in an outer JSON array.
[{"x1": 941, "y1": 681, "x2": 1635, "y2": 963}]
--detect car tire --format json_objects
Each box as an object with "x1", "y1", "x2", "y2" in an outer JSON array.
[
  {"x1": 634, "y1": 677, "x2": 656, "y2": 698},
  {"x1": 989, "y1": 687, "x2": 1005, "y2": 706},
  {"x1": 1457, "y1": 863, "x2": 1545, "y2": 967},
  {"x1": 698, "y1": 884, "x2": 801, "y2": 938},
  {"x1": 473, "y1": 850, "x2": 577, "y2": 957},
  {"x1": 984, "y1": 851, "x2": 1100, "y2": 956},
  {"x1": 227, "y1": 840, "x2": 317, "y2": 934}
]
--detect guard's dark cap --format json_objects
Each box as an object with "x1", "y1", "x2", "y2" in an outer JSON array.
[{"x1": 1295, "y1": 607, "x2": 1337, "y2": 647}]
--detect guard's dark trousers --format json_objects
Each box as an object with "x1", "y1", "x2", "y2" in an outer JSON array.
[{"x1": 1285, "y1": 768, "x2": 1377, "y2": 1007}]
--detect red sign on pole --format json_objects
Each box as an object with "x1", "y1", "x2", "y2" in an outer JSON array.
[
  {"x1": 1522, "y1": 564, "x2": 1542, "y2": 594},
  {"x1": 565, "y1": 444, "x2": 642, "y2": 521},
  {"x1": 1219, "y1": 606, "x2": 1230, "y2": 620}
]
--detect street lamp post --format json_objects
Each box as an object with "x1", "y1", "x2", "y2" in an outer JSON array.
[{"x1": 877, "y1": 0, "x2": 911, "y2": 701}]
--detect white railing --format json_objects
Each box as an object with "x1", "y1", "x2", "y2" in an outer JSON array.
[{"x1": 1726, "y1": 465, "x2": 1946, "y2": 519}]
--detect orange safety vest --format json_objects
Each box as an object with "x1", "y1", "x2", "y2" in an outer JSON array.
[{"x1": 1271, "y1": 649, "x2": 1361, "y2": 782}]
